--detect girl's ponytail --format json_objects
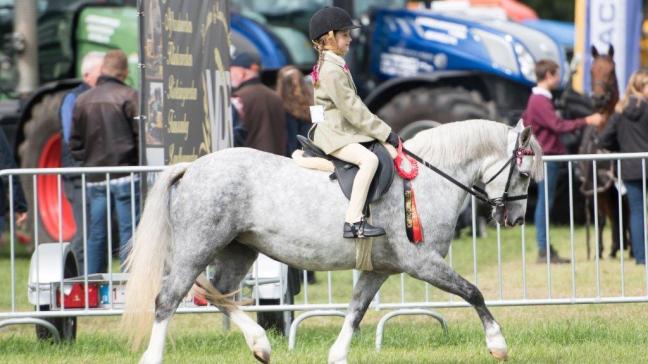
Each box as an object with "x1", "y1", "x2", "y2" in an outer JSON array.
[{"x1": 312, "y1": 39, "x2": 325, "y2": 88}]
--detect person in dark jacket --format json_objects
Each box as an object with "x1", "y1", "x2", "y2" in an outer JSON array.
[
  {"x1": 522, "y1": 59, "x2": 603, "y2": 264},
  {"x1": 70, "y1": 49, "x2": 140, "y2": 274},
  {"x1": 0, "y1": 128, "x2": 27, "y2": 244},
  {"x1": 598, "y1": 69, "x2": 648, "y2": 265},
  {"x1": 276, "y1": 65, "x2": 313, "y2": 156},
  {"x1": 59, "y1": 52, "x2": 103, "y2": 274},
  {"x1": 230, "y1": 52, "x2": 286, "y2": 155}
]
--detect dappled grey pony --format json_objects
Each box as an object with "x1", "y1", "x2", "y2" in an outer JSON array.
[{"x1": 122, "y1": 120, "x2": 542, "y2": 364}]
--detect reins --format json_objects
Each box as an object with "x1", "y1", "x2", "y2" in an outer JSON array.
[{"x1": 400, "y1": 135, "x2": 531, "y2": 208}]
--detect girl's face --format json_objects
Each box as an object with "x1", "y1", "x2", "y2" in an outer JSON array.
[
  {"x1": 323, "y1": 30, "x2": 351, "y2": 55},
  {"x1": 334, "y1": 30, "x2": 352, "y2": 55}
]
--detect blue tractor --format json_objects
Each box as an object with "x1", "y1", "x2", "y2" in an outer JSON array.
[{"x1": 229, "y1": 0, "x2": 570, "y2": 138}]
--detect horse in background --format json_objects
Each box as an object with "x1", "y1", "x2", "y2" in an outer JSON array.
[{"x1": 576, "y1": 45, "x2": 632, "y2": 259}]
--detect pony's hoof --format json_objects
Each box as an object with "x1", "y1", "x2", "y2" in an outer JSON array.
[
  {"x1": 139, "y1": 350, "x2": 162, "y2": 364},
  {"x1": 251, "y1": 333, "x2": 271, "y2": 363},
  {"x1": 486, "y1": 323, "x2": 507, "y2": 361},
  {"x1": 489, "y1": 348, "x2": 508, "y2": 361},
  {"x1": 328, "y1": 358, "x2": 347, "y2": 364},
  {"x1": 254, "y1": 350, "x2": 270, "y2": 364}
]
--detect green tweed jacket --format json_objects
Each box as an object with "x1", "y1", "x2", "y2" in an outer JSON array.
[{"x1": 311, "y1": 51, "x2": 391, "y2": 154}]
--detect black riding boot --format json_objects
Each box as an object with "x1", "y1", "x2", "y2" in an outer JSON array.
[{"x1": 343, "y1": 219, "x2": 385, "y2": 239}]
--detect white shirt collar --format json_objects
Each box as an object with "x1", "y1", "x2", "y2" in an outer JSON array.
[{"x1": 532, "y1": 86, "x2": 553, "y2": 100}]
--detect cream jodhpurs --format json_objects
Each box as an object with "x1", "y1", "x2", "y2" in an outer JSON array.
[{"x1": 330, "y1": 142, "x2": 397, "y2": 223}]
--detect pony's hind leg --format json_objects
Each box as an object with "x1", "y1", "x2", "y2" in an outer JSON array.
[
  {"x1": 140, "y1": 258, "x2": 210, "y2": 364},
  {"x1": 329, "y1": 271, "x2": 389, "y2": 364},
  {"x1": 140, "y1": 230, "x2": 235, "y2": 364},
  {"x1": 407, "y1": 254, "x2": 508, "y2": 361},
  {"x1": 205, "y1": 241, "x2": 272, "y2": 364}
]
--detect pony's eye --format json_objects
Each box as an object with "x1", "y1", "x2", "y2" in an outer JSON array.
[{"x1": 519, "y1": 171, "x2": 530, "y2": 178}]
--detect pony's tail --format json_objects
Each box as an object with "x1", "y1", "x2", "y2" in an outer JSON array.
[{"x1": 120, "y1": 162, "x2": 190, "y2": 351}]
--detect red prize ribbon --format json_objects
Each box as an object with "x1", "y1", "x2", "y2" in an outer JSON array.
[{"x1": 394, "y1": 142, "x2": 419, "y2": 180}]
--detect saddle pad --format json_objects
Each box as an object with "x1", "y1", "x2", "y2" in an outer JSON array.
[{"x1": 297, "y1": 135, "x2": 395, "y2": 204}]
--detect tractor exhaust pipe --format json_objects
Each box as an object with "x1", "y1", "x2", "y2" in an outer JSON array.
[{"x1": 14, "y1": 0, "x2": 39, "y2": 94}]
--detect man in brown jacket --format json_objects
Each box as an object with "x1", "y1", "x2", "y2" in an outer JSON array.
[
  {"x1": 230, "y1": 52, "x2": 286, "y2": 155},
  {"x1": 70, "y1": 49, "x2": 140, "y2": 274}
]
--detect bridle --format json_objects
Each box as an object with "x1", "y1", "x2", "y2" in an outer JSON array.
[
  {"x1": 592, "y1": 79, "x2": 616, "y2": 108},
  {"x1": 591, "y1": 59, "x2": 618, "y2": 113},
  {"x1": 401, "y1": 133, "x2": 534, "y2": 208}
]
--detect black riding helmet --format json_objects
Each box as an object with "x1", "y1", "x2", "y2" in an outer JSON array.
[{"x1": 309, "y1": 6, "x2": 360, "y2": 41}]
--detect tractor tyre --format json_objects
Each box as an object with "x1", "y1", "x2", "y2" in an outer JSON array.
[
  {"x1": 18, "y1": 90, "x2": 72, "y2": 245},
  {"x1": 377, "y1": 87, "x2": 494, "y2": 139},
  {"x1": 35, "y1": 306, "x2": 77, "y2": 342}
]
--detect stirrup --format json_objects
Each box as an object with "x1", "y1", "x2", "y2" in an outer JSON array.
[{"x1": 343, "y1": 218, "x2": 385, "y2": 239}]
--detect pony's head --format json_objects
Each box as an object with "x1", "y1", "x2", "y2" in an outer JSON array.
[
  {"x1": 405, "y1": 120, "x2": 542, "y2": 227},
  {"x1": 481, "y1": 123, "x2": 542, "y2": 227},
  {"x1": 590, "y1": 45, "x2": 619, "y2": 115}
]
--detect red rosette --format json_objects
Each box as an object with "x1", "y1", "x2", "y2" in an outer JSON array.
[{"x1": 394, "y1": 142, "x2": 419, "y2": 180}]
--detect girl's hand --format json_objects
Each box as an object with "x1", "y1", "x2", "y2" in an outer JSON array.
[
  {"x1": 387, "y1": 132, "x2": 401, "y2": 147},
  {"x1": 585, "y1": 113, "x2": 603, "y2": 126}
]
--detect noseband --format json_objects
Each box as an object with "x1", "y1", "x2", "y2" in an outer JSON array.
[
  {"x1": 473, "y1": 137, "x2": 534, "y2": 207},
  {"x1": 592, "y1": 79, "x2": 615, "y2": 107}
]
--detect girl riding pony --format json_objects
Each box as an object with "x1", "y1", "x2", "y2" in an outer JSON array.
[{"x1": 308, "y1": 7, "x2": 400, "y2": 239}]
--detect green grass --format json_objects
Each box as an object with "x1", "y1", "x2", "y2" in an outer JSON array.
[{"x1": 1, "y1": 225, "x2": 648, "y2": 363}]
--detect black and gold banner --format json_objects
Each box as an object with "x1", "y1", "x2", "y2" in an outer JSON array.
[{"x1": 142, "y1": 0, "x2": 232, "y2": 165}]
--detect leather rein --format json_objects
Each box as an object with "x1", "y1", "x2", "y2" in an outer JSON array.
[{"x1": 400, "y1": 135, "x2": 533, "y2": 208}]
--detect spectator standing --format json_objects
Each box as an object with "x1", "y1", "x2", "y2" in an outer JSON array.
[
  {"x1": 229, "y1": 53, "x2": 306, "y2": 293},
  {"x1": 70, "y1": 49, "x2": 140, "y2": 274},
  {"x1": 598, "y1": 69, "x2": 648, "y2": 265},
  {"x1": 275, "y1": 65, "x2": 317, "y2": 284},
  {"x1": 230, "y1": 52, "x2": 286, "y2": 155},
  {"x1": 276, "y1": 65, "x2": 313, "y2": 156},
  {"x1": 522, "y1": 59, "x2": 603, "y2": 263},
  {"x1": 59, "y1": 52, "x2": 103, "y2": 274},
  {"x1": 0, "y1": 128, "x2": 27, "y2": 244}
]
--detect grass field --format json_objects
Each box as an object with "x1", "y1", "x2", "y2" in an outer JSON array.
[{"x1": 1, "y1": 225, "x2": 648, "y2": 363}]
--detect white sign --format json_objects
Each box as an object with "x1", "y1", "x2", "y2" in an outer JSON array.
[
  {"x1": 309, "y1": 105, "x2": 325, "y2": 124},
  {"x1": 585, "y1": 0, "x2": 642, "y2": 95}
]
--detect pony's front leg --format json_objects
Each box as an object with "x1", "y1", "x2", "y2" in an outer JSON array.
[
  {"x1": 329, "y1": 271, "x2": 389, "y2": 364},
  {"x1": 408, "y1": 254, "x2": 508, "y2": 361},
  {"x1": 140, "y1": 319, "x2": 170, "y2": 364}
]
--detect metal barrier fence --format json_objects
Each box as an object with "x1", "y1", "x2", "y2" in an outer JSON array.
[{"x1": 1, "y1": 153, "x2": 647, "y2": 348}]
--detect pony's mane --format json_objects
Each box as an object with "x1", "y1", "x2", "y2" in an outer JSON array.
[
  {"x1": 404, "y1": 119, "x2": 544, "y2": 179},
  {"x1": 404, "y1": 119, "x2": 508, "y2": 164}
]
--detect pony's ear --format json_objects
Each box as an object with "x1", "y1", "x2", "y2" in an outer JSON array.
[
  {"x1": 591, "y1": 45, "x2": 599, "y2": 58},
  {"x1": 519, "y1": 126, "x2": 532, "y2": 146},
  {"x1": 513, "y1": 119, "x2": 524, "y2": 133},
  {"x1": 608, "y1": 44, "x2": 614, "y2": 58}
]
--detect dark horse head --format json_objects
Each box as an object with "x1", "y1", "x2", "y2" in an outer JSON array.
[
  {"x1": 576, "y1": 46, "x2": 619, "y2": 196},
  {"x1": 590, "y1": 45, "x2": 619, "y2": 118}
]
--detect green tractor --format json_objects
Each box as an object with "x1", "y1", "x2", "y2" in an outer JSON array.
[{"x1": 0, "y1": 0, "x2": 138, "y2": 244}]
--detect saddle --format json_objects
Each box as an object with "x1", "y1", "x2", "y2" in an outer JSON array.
[{"x1": 297, "y1": 135, "x2": 394, "y2": 204}]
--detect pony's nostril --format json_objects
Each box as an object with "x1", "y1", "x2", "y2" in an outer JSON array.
[{"x1": 514, "y1": 216, "x2": 524, "y2": 226}]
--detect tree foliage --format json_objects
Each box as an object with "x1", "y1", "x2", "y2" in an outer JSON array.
[{"x1": 522, "y1": 0, "x2": 575, "y2": 22}]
